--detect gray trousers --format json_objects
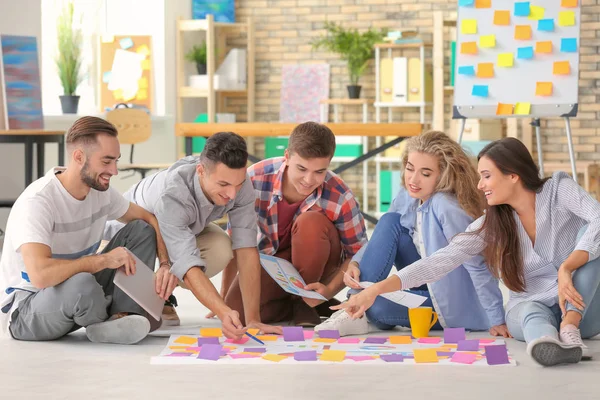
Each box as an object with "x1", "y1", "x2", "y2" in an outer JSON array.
[{"x1": 9, "y1": 220, "x2": 160, "y2": 341}]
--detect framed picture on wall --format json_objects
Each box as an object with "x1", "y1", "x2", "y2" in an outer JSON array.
[{"x1": 192, "y1": 0, "x2": 235, "y2": 23}]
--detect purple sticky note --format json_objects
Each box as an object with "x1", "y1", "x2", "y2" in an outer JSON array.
[
  {"x1": 437, "y1": 351, "x2": 455, "y2": 357},
  {"x1": 380, "y1": 354, "x2": 404, "y2": 362},
  {"x1": 451, "y1": 352, "x2": 477, "y2": 364},
  {"x1": 243, "y1": 347, "x2": 266, "y2": 353},
  {"x1": 197, "y1": 344, "x2": 222, "y2": 361},
  {"x1": 485, "y1": 344, "x2": 510, "y2": 365},
  {"x1": 167, "y1": 352, "x2": 191, "y2": 357},
  {"x1": 197, "y1": 337, "x2": 220, "y2": 346},
  {"x1": 283, "y1": 326, "x2": 306, "y2": 342},
  {"x1": 364, "y1": 337, "x2": 388, "y2": 344},
  {"x1": 443, "y1": 327, "x2": 466, "y2": 344},
  {"x1": 457, "y1": 339, "x2": 480, "y2": 351},
  {"x1": 294, "y1": 350, "x2": 317, "y2": 361},
  {"x1": 318, "y1": 330, "x2": 340, "y2": 339}
]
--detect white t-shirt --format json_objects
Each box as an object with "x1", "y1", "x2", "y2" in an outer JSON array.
[
  {"x1": 413, "y1": 210, "x2": 427, "y2": 257},
  {"x1": 0, "y1": 167, "x2": 130, "y2": 336}
]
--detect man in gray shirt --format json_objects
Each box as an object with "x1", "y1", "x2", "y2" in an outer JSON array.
[{"x1": 105, "y1": 132, "x2": 280, "y2": 338}]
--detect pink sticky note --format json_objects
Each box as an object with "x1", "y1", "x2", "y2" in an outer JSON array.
[
  {"x1": 480, "y1": 338, "x2": 496, "y2": 343},
  {"x1": 225, "y1": 337, "x2": 249, "y2": 344},
  {"x1": 303, "y1": 330, "x2": 314, "y2": 340},
  {"x1": 418, "y1": 337, "x2": 442, "y2": 344},
  {"x1": 451, "y1": 352, "x2": 478, "y2": 364},
  {"x1": 346, "y1": 356, "x2": 375, "y2": 362},
  {"x1": 338, "y1": 338, "x2": 361, "y2": 344},
  {"x1": 229, "y1": 353, "x2": 260, "y2": 359}
]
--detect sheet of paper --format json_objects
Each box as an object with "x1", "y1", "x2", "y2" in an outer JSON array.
[
  {"x1": 351, "y1": 277, "x2": 428, "y2": 308},
  {"x1": 443, "y1": 328, "x2": 466, "y2": 344},
  {"x1": 389, "y1": 336, "x2": 412, "y2": 344},
  {"x1": 108, "y1": 49, "x2": 144, "y2": 91},
  {"x1": 561, "y1": 38, "x2": 578, "y2": 52},
  {"x1": 197, "y1": 344, "x2": 222, "y2": 361},
  {"x1": 553, "y1": 61, "x2": 570, "y2": 75},
  {"x1": 514, "y1": 102, "x2": 532, "y2": 115},
  {"x1": 475, "y1": 0, "x2": 490, "y2": 8},
  {"x1": 515, "y1": 25, "x2": 532, "y2": 40},
  {"x1": 364, "y1": 337, "x2": 388, "y2": 344},
  {"x1": 536, "y1": 41, "x2": 553, "y2": 54},
  {"x1": 528, "y1": 5, "x2": 544, "y2": 20},
  {"x1": 485, "y1": 344, "x2": 510, "y2": 365},
  {"x1": 457, "y1": 339, "x2": 480, "y2": 351},
  {"x1": 517, "y1": 46, "x2": 534, "y2": 59},
  {"x1": 498, "y1": 53, "x2": 514, "y2": 67},
  {"x1": 262, "y1": 354, "x2": 288, "y2": 362},
  {"x1": 260, "y1": 254, "x2": 327, "y2": 300},
  {"x1": 452, "y1": 352, "x2": 477, "y2": 364},
  {"x1": 283, "y1": 326, "x2": 305, "y2": 342},
  {"x1": 514, "y1": 2, "x2": 530, "y2": 17},
  {"x1": 494, "y1": 10, "x2": 510, "y2": 25},
  {"x1": 479, "y1": 34, "x2": 496, "y2": 48},
  {"x1": 472, "y1": 85, "x2": 489, "y2": 97},
  {"x1": 476, "y1": 63, "x2": 494, "y2": 78},
  {"x1": 294, "y1": 350, "x2": 317, "y2": 361},
  {"x1": 320, "y1": 350, "x2": 346, "y2": 362},
  {"x1": 414, "y1": 349, "x2": 439, "y2": 363},
  {"x1": 461, "y1": 19, "x2": 477, "y2": 34},
  {"x1": 458, "y1": 66, "x2": 475, "y2": 76},
  {"x1": 461, "y1": 42, "x2": 477, "y2": 55},
  {"x1": 559, "y1": 11, "x2": 576, "y2": 26},
  {"x1": 380, "y1": 354, "x2": 404, "y2": 362},
  {"x1": 538, "y1": 19, "x2": 554, "y2": 32},
  {"x1": 536, "y1": 82, "x2": 553, "y2": 96},
  {"x1": 496, "y1": 103, "x2": 514, "y2": 115},
  {"x1": 200, "y1": 328, "x2": 222, "y2": 337},
  {"x1": 174, "y1": 336, "x2": 198, "y2": 345}
]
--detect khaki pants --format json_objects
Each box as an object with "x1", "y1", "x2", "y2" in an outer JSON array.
[{"x1": 195, "y1": 223, "x2": 234, "y2": 278}]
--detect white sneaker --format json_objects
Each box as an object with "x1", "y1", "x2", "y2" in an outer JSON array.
[
  {"x1": 86, "y1": 315, "x2": 150, "y2": 345},
  {"x1": 560, "y1": 324, "x2": 591, "y2": 359},
  {"x1": 314, "y1": 309, "x2": 368, "y2": 337},
  {"x1": 527, "y1": 335, "x2": 582, "y2": 366}
]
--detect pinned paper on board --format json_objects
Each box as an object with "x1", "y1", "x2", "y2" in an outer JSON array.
[
  {"x1": 476, "y1": 63, "x2": 494, "y2": 78},
  {"x1": 558, "y1": 11, "x2": 576, "y2": 26},
  {"x1": 538, "y1": 19, "x2": 555, "y2": 31},
  {"x1": 561, "y1": 0, "x2": 578, "y2": 6},
  {"x1": 535, "y1": 41, "x2": 553, "y2": 54},
  {"x1": 101, "y1": 35, "x2": 115, "y2": 43},
  {"x1": 515, "y1": 25, "x2": 532, "y2": 40},
  {"x1": 553, "y1": 61, "x2": 570, "y2": 75},
  {"x1": 496, "y1": 103, "x2": 514, "y2": 115},
  {"x1": 119, "y1": 37, "x2": 134, "y2": 50},
  {"x1": 458, "y1": 66, "x2": 475, "y2": 76},
  {"x1": 514, "y1": 102, "x2": 532, "y2": 115},
  {"x1": 459, "y1": 0, "x2": 474, "y2": 6},
  {"x1": 494, "y1": 10, "x2": 510, "y2": 25},
  {"x1": 461, "y1": 42, "x2": 478, "y2": 54},
  {"x1": 461, "y1": 19, "x2": 478, "y2": 34},
  {"x1": 517, "y1": 46, "x2": 534, "y2": 59},
  {"x1": 528, "y1": 5, "x2": 545, "y2": 20},
  {"x1": 536, "y1": 82, "x2": 553, "y2": 96},
  {"x1": 472, "y1": 85, "x2": 489, "y2": 97},
  {"x1": 136, "y1": 44, "x2": 150, "y2": 57},
  {"x1": 479, "y1": 34, "x2": 496, "y2": 48},
  {"x1": 514, "y1": 2, "x2": 530, "y2": 17},
  {"x1": 561, "y1": 38, "x2": 578, "y2": 52},
  {"x1": 475, "y1": 0, "x2": 491, "y2": 8},
  {"x1": 498, "y1": 53, "x2": 514, "y2": 67},
  {"x1": 107, "y1": 49, "x2": 144, "y2": 91}
]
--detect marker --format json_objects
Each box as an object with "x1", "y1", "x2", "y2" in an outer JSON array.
[{"x1": 245, "y1": 331, "x2": 265, "y2": 345}]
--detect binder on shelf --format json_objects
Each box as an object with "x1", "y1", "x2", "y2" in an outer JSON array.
[{"x1": 392, "y1": 57, "x2": 407, "y2": 104}]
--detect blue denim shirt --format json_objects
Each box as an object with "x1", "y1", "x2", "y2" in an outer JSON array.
[{"x1": 354, "y1": 188, "x2": 505, "y2": 330}]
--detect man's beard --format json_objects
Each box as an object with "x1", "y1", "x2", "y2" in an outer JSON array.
[{"x1": 80, "y1": 160, "x2": 109, "y2": 191}]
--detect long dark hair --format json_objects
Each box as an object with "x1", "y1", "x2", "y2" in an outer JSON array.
[{"x1": 476, "y1": 138, "x2": 549, "y2": 292}]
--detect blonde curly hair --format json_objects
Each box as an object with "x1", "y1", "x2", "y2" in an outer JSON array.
[{"x1": 400, "y1": 130, "x2": 485, "y2": 219}]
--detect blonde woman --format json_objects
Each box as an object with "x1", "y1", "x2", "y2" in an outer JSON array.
[{"x1": 316, "y1": 131, "x2": 508, "y2": 337}]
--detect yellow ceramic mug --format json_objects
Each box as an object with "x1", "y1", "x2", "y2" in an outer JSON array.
[{"x1": 408, "y1": 307, "x2": 438, "y2": 338}]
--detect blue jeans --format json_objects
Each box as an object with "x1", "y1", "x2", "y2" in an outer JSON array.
[
  {"x1": 355, "y1": 213, "x2": 442, "y2": 331},
  {"x1": 506, "y1": 256, "x2": 600, "y2": 343}
]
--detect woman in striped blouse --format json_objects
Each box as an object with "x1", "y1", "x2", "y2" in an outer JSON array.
[{"x1": 333, "y1": 137, "x2": 600, "y2": 367}]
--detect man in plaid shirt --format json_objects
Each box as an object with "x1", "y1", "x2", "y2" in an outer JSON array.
[{"x1": 223, "y1": 122, "x2": 368, "y2": 326}]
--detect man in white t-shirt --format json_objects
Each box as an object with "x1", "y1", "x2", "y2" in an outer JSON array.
[{"x1": 0, "y1": 116, "x2": 178, "y2": 344}]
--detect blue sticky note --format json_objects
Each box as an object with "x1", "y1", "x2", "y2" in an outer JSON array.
[
  {"x1": 458, "y1": 66, "x2": 475, "y2": 76},
  {"x1": 102, "y1": 71, "x2": 111, "y2": 83},
  {"x1": 514, "y1": 2, "x2": 530, "y2": 17},
  {"x1": 459, "y1": 0, "x2": 474, "y2": 5},
  {"x1": 517, "y1": 46, "x2": 534, "y2": 59},
  {"x1": 538, "y1": 19, "x2": 554, "y2": 32},
  {"x1": 472, "y1": 85, "x2": 489, "y2": 97},
  {"x1": 119, "y1": 37, "x2": 134, "y2": 49},
  {"x1": 561, "y1": 38, "x2": 578, "y2": 52}
]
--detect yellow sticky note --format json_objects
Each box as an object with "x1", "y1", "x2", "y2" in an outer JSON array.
[
  {"x1": 136, "y1": 89, "x2": 148, "y2": 101},
  {"x1": 389, "y1": 336, "x2": 412, "y2": 344},
  {"x1": 256, "y1": 335, "x2": 278, "y2": 341},
  {"x1": 174, "y1": 336, "x2": 198, "y2": 345},
  {"x1": 559, "y1": 11, "x2": 576, "y2": 26},
  {"x1": 528, "y1": 6, "x2": 545, "y2": 20},
  {"x1": 122, "y1": 88, "x2": 137, "y2": 102},
  {"x1": 262, "y1": 354, "x2": 288, "y2": 362},
  {"x1": 141, "y1": 59, "x2": 151, "y2": 70},
  {"x1": 101, "y1": 35, "x2": 115, "y2": 43},
  {"x1": 475, "y1": 0, "x2": 491, "y2": 8},
  {"x1": 515, "y1": 25, "x2": 532, "y2": 40},
  {"x1": 313, "y1": 338, "x2": 337, "y2": 343},
  {"x1": 200, "y1": 328, "x2": 222, "y2": 337},
  {"x1": 247, "y1": 328, "x2": 260, "y2": 336},
  {"x1": 413, "y1": 349, "x2": 439, "y2": 363},
  {"x1": 494, "y1": 10, "x2": 510, "y2": 26},
  {"x1": 496, "y1": 103, "x2": 514, "y2": 115},
  {"x1": 515, "y1": 102, "x2": 532, "y2": 115},
  {"x1": 536, "y1": 82, "x2": 553, "y2": 96},
  {"x1": 479, "y1": 34, "x2": 496, "y2": 48},
  {"x1": 461, "y1": 41, "x2": 478, "y2": 55},
  {"x1": 320, "y1": 350, "x2": 346, "y2": 362},
  {"x1": 553, "y1": 61, "x2": 570, "y2": 75},
  {"x1": 562, "y1": 0, "x2": 578, "y2": 7},
  {"x1": 535, "y1": 41, "x2": 553, "y2": 54},
  {"x1": 497, "y1": 53, "x2": 514, "y2": 67},
  {"x1": 138, "y1": 77, "x2": 148, "y2": 89},
  {"x1": 112, "y1": 89, "x2": 123, "y2": 100},
  {"x1": 444, "y1": 344, "x2": 458, "y2": 348},
  {"x1": 136, "y1": 44, "x2": 150, "y2": 57},
  {"x1": 461, "y1": 19, "x2": 477, "y2": 35},
  {"x1": 476, "y1": 63, "x2": 494, "y2": 78}
]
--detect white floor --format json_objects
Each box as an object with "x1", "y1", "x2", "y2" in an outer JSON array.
[{"x1": 1, "y1": 273, "x2": 599, "y2": 400}]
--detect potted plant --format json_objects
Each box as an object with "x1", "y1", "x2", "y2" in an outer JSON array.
[
  {"x1": 312, "y1": 22, "x2": 386, "y2": 99},
  {"x1": 55, "y1": 0, "x2": 83, "y2": 114},
  {"x1": 185, "y1": 42, "x2": 208, "y2": 75}
]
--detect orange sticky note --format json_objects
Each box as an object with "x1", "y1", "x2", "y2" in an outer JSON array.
[
  {"x1": 174, "y1": 336, "x2": 199, "y2": 345},
  {"x1": 535, "y1": 41, "x2": 553, "y2": 54},
  {"x1": 461, "y1": 19, "x2": 477, "y2": 34},
  {"x1": 515, "y1": 25, "x2": 532, "y2": 40},
  {"x1": 515, "y1": 102, "x2": 532, "y2": 115},
  {"x1": 461, "y1": 41, "x2": 478, "y2": 55},
  {"x1": 496, "y1": 103, "x2": 514, "y2": 115},
  {"x1": 256, "y1": 335, "x2": 278, "y2": 341},
  {"x1": 476, "y1": 63, "x2": 494, "y2": 78},
  {"x1": 553, "y1": 61, "x2": 570, "y2": 75},
  {"x1": 262, "y1": 354, "x2": 288, "y2": 362},
  {"x1": 414, "y1": 348, "x2": 439, "y2": 363},
  {"x1": 497, "y1": 53, "x2": 514, "y2": 67},
  {"x1": 536, "y1": 82, "x2": 553, "y2": 96},
  {"x1": 389, "y1": 336, "x2": 412, "y2": 344},
  {"x1": 494, "y1": 10, "x2": 510, "y2": 25},
  {"x1": 320, "y1": 350, "x2": 346, "y2": 362},
  {"x1": 475, "y1": 0, "x2": 491, "y2": 8},
  {"x1": 562, "y1": 0, "x2": 578, "y2": 7},
  {"x1": 313, "y1": 338, "x2": 337, "y2": 343},
  {"x1": 200, "y1": 328, "x2": 222, "y2": 337},
  {"x1": 559, "y1": 11, "x2": 576, "y2": 26},
  {"x1": 247, "y1": 328, "x2": 260, "y2": 336}
]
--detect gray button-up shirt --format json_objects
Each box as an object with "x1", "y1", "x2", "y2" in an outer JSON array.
[{"x1": 107, "y1": 156, "x2": 257, "y2": 280}]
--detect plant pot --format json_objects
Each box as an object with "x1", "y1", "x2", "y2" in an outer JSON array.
[
  {"x1": 196, "y1": 63, "x2": 207, "y2": 75},
  {"x1": 59, "y1": 95, "x2": 80, "y2": 114},
  {"x1": 347, "y1": 85, "x2": 362, "y2": 99}
]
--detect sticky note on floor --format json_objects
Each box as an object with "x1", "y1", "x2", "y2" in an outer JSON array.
[
  {"x1": 538, "y1": 19, "x2": 554, "y2": 32},
  {"x1": 479, "y1": 34, "x2": 496, "y2": 48},
  {"x1": 451, "y1": 352, "x2": 478, "y2": 364},
  {"x1": 476, "y1": 63, "x2": 494, "y2": 78},
  {"x1": 496, "y1": 103, "x2": 514, "y2": 115},
  {"x1": 256, "y1": 335, "x2": 278, "y2": 341},
  {"x1": 528, "y1": 5, "x2": 544, "y2": 20},
  {"x1": 197, "y1": 337, "x2": 220, "y2": 346},
  {"x1": 517, "y1": 46, "x2": 534, "y2": 59},
  {"x1": 338, "y1": 337, "x2": 361, "y2": 344},
  {"x1": 554, "y1": 61, "x2": 570, "y2": 75},
  {"x1": 381, "y1": 354, "x2": 404, "y2": 362},
  {"x1": 414, "y1": 349, "x2": 439, "y2": 363},
  {"x1": 514, "y1": 102, "x2": 532, "y2": 115},
  {"x1": 494, "y1": 10, "x2": 510, "y2": 25},
  {"x1": 225, "y1": 336, "x2": 249, "y2": 344},
  {"x1": 314, "y1": 338, "x2": 337, "y2": 343},
  {"x1": 485, "y1": 344, "x2": 510, "y2": 365},
  {"x1": 418, "y1": 337, "x2": 442, "y2": 344},
  {"x1": 535, "y1": 41, "x2": 553, "y2": 54},
  {"x1": 262, "y1": 354, "x2": 288, "y2": 362},
  {"x1": 561, "y1": 38, "x2": 578, "y2": 52},
  {"x1": 472, "y1": 85, "x2": 489, "y2": 97},
  {"x1": 461, "y1": 42, "x2": 478, "y2": 55},
  {"x1": 443, "y1": 327, "x2": 466, "y2": 344},
  {"x1": 389, "y1": 336, "x2": 412, "y2": 344},
  {"x1": 559, "y1": 11, "x2": 576, "y2": 26},
  {"x1": 320, "y1": 350, "x2": 346, "y2": 362},
  {"x1": 498, "y1": 53, "x2": 514, "y2": 67},
  {"x1": 515, "y1": 25, "x2": 532, "y2": 40},
  {"x1": 200, "y1": 328, "x2": 222, "y2": 337},
  {"x1": 318, "y1": 330, "x2": 340, "y2": 339},
  {"x1": 247, "y1": 328, "x2": 260, "y2": 336},
  {"x1": 119, "y1": 37, "x2": 134, "y2": 49},
  {"x1": 294, "y1": 350, "x2": 317, "y2": 361},
  {"x1": 283, "y1": 326, "x2": 305, "y2": 342},
  {"x1": 536, "y1": 82, "x2": 553, "y2": 96},
  {"x1": 514, "y1": 2, "x2": 530, "y2": 17},
  {"x1": 461, "y1": 19, "x2": 477, "y2": 34},
  {"x1": 457, "y1": 339, "x2": 480, "y2": 351},
  {"x1": 475, "y1": 0, "x2": 490, "y2": 8},
  {"x1": 197, "y1": 344, "x2": 222, "y2": 361},
  {"x1": 174, "y1": 336, "x2": 199, "y2": 345},
  {"x1": 458, "y1": 66, "x2": 475, "y2": 76},
  {"x1": 562, "y1": 0, "x2": 578, "y2": 7}
]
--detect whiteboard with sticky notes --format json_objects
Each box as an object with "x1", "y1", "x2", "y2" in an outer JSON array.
[{"x1": 453, "y1": 0, "x2": 581, "y2": 119}]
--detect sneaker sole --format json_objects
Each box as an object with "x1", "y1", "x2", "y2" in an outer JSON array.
[
  {"x1": 161, "y1": 318, "x2": 181, "y2": 327},
  {"x1": 86, "y1": 315, "x2": 150, "y2": 345},
  {"x1": 530, "y1": 341, "x2": 582, "y2": 367}
]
